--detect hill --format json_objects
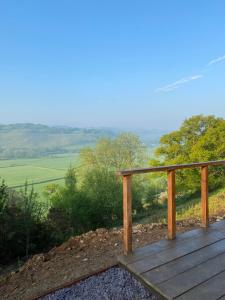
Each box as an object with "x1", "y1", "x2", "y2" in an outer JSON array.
[
  {"x1": 0, "y1": 124, "x2": 118, "y2": 159},
  {"x1": 0, "y1": 124, "x2": 166, "y2": 159}
]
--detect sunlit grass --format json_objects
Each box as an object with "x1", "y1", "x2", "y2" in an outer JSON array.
[
  {"x1": 177, "y1": 187, "x2": 225, "y2": 221},
  {"x1": 138, "y1": 186, "x2": 225, "y2": 225}
]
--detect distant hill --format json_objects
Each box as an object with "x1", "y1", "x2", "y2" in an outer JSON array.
[{"x1": 0, "y1": 124, "x2": 167, "y2": 159}]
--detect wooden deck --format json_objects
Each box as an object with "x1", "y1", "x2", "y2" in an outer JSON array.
[{"x1": 118, "y1": 220, "x2": 225, "y2": 300}]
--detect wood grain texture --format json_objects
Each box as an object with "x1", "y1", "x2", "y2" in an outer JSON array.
[
  {"x1": 201, "y1": 166, "x2": 209, "y2": 227},
  {"x1": 176, "y1": 270, "x2": 225, "y2": 300},
  {"x1": 143, "y1": 238, "x2": 225, "y2": 285},
  {"x1": 158, "y1": 252, "x2": 225, "y2": 299},
  {"x1": 117, "y1": 160, "x2": 225, "y2": 176},
  {"x1": 167, "y1": 170, "x2": 176, "y2": 240},
  {"x1": 118, "y1": 220, "x2": 225, "y2": 266},
  {"x1": 119, "y1": 160, "x2": 225, "y2": 257},
  {"x1": 123, "y1": 175, "x2": 132, "y2": 255},
  {"x1": 118, "y1": 220, "x2": 225, "y2": 300},
  {"x1": 127, "y1": 230, "x2": 225, "y2": 274}
]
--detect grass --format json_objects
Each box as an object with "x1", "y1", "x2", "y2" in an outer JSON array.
[
  {"x1": 177, "y1": 187, "x2": 225, "y2": 221},
  {"x1": 138, "y1": 186, "x2": 225, "y2": 225},
  {"x1": 0, "y1": 153, "x2": 79, "y2": 199},
  {"x1": 2, "y1": 154, "x2": 225, "y2": 224}
]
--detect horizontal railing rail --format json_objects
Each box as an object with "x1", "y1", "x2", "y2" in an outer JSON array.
[
  {"x1": 118, "y1": 160, "x2": 225, "y2": 255},
  {"x1": 117, "y1": 160, "x2": 225, "y2": 176}
]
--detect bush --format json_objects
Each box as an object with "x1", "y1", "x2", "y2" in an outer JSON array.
[
  {"x1": 0, "y1": 181, "x2": 52, "y2": 264},
  {"x1": 46, "y1": 167, "x2": 92, "y2": 240},
  {"x1": 45, "y1": 133, "x2": 149, "y2": 237}
]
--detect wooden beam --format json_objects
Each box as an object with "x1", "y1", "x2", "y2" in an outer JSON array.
[
  {"x1": 117, "y1": 160, "x2": 225, "y2": 176},
  {"x1": 168, "y1": 170, "x2": 176, "y2": 240},
  {"x1": 123, "y1": 175, "x2": 132, "y2": 255},
  {"x1": 201, "y1": 166, "x2": 209, "y2": 227}
]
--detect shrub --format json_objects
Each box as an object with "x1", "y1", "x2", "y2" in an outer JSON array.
[{"x1": 0, "y1": 181, "x2": 52, "y2": 264}]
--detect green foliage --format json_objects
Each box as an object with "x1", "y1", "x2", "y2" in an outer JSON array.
[
  {"x1": 46, "y1": 168, "x2": 91, "y2": 240},
  {"x1": 80, "y1": 133, "x2": 146, "y2": 171},
  {"x1": 153, "y1": 115, "x2": 225, "y2": 192},
  {"x1": 1, "y1": 130, "x2": 152, "y2": 264},
  {"x1": 0, "y1": 181, "x2": 52, "y2": 264},
  {"x1": 3, "y1": 119, "x2": 225, "y2": 266},
  {"x1": 81, "y1": 168, "x2": 123, "y2": 228},
  {"x1": 79, "y1": 133, "x2": 150, "y2": 223},
  {"x1": 45, "y1": 133, "x2": 149, "y2": 239}
]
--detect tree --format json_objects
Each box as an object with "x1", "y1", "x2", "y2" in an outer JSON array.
[
  {"x1": 152, "y1": 115, "x2": 225, "y2": 192},
  {"x1": 0, "y1": 181, "x2": 51, "y2": 264},
  {"x1": 80, "y1": 133, "x2": 146, "y2": 171},
  {"x1": 81, "y1": 169, "x2": 123, "y2": 227},
  {"x1": 79, "y1": 133, "x2": 148, "y2": 226},
  {"x1": 45, "y1": 134, "x2": 149, "y2": 235},
  {"x1": 46, "y1": 168, "x2": 91, "y2": 239}
]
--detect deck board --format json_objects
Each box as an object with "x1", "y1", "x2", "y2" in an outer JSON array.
[
  {"x1": 143, "y1": 238, "x2": 225, "y2": 285},
  {"x1": 157, "y1": 252, "x2": 225, "y2": 299},
  {"x1": 126, "y1": 230, "x2": 225, "y2": 274},
  {"x1": 118, "y1": 220, "x2": 225, "y2": 300},
  {"x1": 176, "y1": 270, "x2": 225, "y2": 300}
]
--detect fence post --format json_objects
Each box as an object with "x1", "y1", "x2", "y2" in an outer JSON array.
[
  {"x1": 201, "y1": 166, "x2": 209, "y2": 227},
  {"x1": 168, "y1": 170, "x2": 176, "y2": 240},
  {"x1": 123, "y1": 175, "x2": 132, "y2": 255}
]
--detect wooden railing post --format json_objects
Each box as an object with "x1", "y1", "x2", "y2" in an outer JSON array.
[
  {"x1": 123, "y1": 175, "x2": 132, "y2": 255},
  {"x1": 167, "y1": 170, "x2": 176, "y2": 240},
  {"x1": 201, "y1": 166, "x2": 209, "y2": 227},
  {"x1": 118, "y1": 160, "x2": 225, "y2": 252}
]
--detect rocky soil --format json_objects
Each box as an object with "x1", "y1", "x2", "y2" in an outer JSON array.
[{"x1": 0, "y1": 218, "x2": 210, "y2": 300}]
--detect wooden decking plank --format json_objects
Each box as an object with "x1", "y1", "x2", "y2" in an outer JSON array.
[
  {"x1": 143, "y1": 238, "x2": 225, "y2": 285},
  {"x1": 118, "y1": 220, "x2": 225, "y2": 266},
  {"x1": 176, "y1": 270, "x2": 225, "y2": 300},
  {"x1": 118, "y1": 221, "x2": 225, "y2": 299},
  {"x1": 126, "y1": 230, "x2": 225, "y2": 274},
  {"x1": 157, "y1": 252, "x2": 225, "y2": 299},
  {"x1": 118, "y1": 228, "x2": 205, "y2": 265}
]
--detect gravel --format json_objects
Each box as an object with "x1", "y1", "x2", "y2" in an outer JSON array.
[{"x1": 41, "y1": 267, "x2": 157, "y2": 300}]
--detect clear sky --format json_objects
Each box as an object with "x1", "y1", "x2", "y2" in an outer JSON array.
[{"x1": 0, "y1": 1, "x2": 225, "y2": 130}]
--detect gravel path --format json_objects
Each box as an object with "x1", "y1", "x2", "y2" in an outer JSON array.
[{"x1": 41, "y1": 267, "x2": 157, "y2": 300}]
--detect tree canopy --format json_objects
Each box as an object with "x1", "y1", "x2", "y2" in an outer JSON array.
[
  {"x1": 152, "y1": 115, "x2": 225, "y2": 191},
  {"x1": 79, "y1": 133, "x2": 146, "y2": 171}
]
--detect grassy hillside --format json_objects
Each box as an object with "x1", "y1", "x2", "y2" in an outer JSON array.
[
  {"x1": 176, "y1": 187, "x2": 225, "y2": 221},
  {"x1": 0, "y1": 124, "x2": 166, "y2": 159},
  {"x1": 0, "y1": 124, "x2": 119, "y2": 159},
  {"x1": 0, "y1": 124, "x2": 167, "y2": 201},
  {"x1": 139, "y1": 187, "x2": 225, "y2": 225}
]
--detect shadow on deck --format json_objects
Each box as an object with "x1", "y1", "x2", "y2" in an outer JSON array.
[{"x1": 118, "y1": 220, "x2": 225, "y2": 300}]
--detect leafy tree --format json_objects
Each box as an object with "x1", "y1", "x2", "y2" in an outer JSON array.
[
  {"x1": 0, "y1": 181, "x2": 51, "y2": 264},
  {"x1": 0, "y1": 180, "x2": 8, "y2": 215},
  {"x1": 45, "y1": 133, "x2": 149, "y2": 237},
  {"x1": 81, "y1": 169, "x2": 123, "y2": 227},
  {"x1": 46, "y1": 167, "x2": 91, "y2": 239},
  {"x1": 79, "y1": 133, "x2": 148, "y2": 223},
  {"x1": 80, "y1": 133, "x2": 146, "y2": 171},
  {"x1": 152, "y1": 115, "x2": 225, "y2": 192}
]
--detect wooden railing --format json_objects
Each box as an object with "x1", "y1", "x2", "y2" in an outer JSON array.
[{"x1": 117, "y1": 160, "x2": 225, "y2": 255}]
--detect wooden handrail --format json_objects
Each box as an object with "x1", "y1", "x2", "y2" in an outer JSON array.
[
  {"x1": 118, "y1": 160, "x2": 225, "y2": 255},
  {"x1": 117, "y1": 160, "x2": 225, "y2": 176}
]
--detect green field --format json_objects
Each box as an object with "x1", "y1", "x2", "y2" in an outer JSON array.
[{"x1": 0, "y1": 153, "x2": 79, "y2": 195}]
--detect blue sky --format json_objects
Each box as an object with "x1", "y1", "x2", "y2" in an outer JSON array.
[{"x1": 0, "y1": 1, "x2": 225, "y2": 129}]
